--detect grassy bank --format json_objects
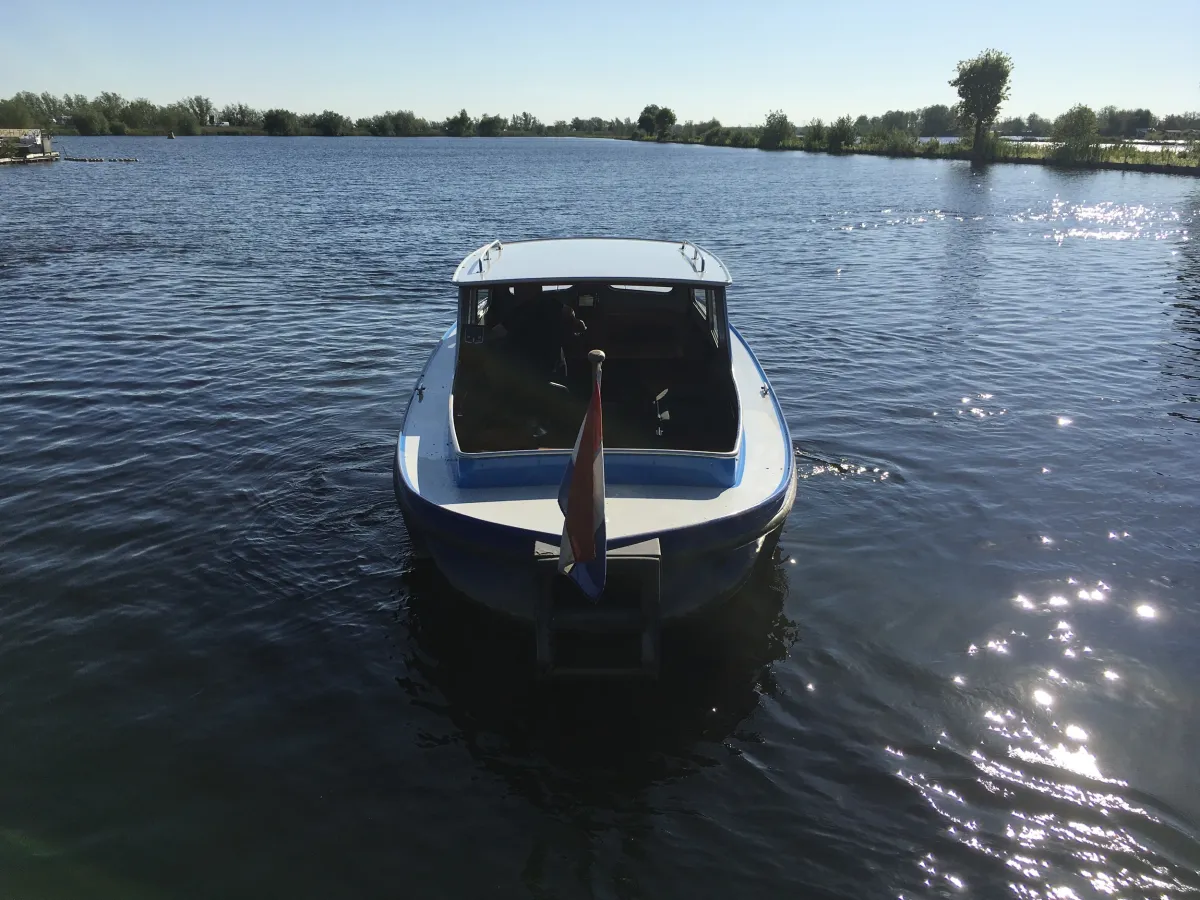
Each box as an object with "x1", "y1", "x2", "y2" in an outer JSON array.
[
  {"x1": 654, "y1": 129, "x2": 1198, "y2": 175},
  {"x1": 834, "y1": 135, "x2": 1198, "y2": 174}
]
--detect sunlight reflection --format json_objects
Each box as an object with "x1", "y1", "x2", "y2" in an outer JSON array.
[
  {"x1": 1135, "y1": 604, "x2": 1157, "y2": 620},
  {"x1": 1056, "y1": 416, "x2": 1073, "y2": 426}
]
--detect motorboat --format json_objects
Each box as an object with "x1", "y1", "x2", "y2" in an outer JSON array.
[{"x1": 393, "y1": 238, "x2": 796, "y2": 675}]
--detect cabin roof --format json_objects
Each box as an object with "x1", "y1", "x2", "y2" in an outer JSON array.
[{"x1": 451, "y1": 238, "x2": 732, "y2": 287}]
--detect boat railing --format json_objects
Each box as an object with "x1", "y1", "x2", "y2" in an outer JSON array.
[
  {"x1": 468, "y1": 239, "x2": 503, "y2": 276},
  {"x1": 679, "y1": 240, "x2": 706, "y2": 274}
]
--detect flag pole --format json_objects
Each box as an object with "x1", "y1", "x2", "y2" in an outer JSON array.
[{"x1": 588, "y1": 348, "x2": 605, "y2": 385}]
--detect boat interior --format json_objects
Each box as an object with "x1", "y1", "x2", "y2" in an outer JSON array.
[{"x1": 451, "y1": 282, "x2": 740, "y2": 454}]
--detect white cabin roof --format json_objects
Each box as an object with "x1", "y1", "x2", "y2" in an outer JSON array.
[{"x1": 451, "y1": 238, "x2": 732, "y2": 287}]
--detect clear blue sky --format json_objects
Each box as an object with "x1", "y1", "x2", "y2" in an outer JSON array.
[{"x1": 4, "y1": 0, "x2": 1198, "y2": 125}]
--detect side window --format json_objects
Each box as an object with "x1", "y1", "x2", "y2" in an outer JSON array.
[
  {"x1": 461, "y1": 288, "x2": 489, "y2": 345},
  {"x1": 706, "y1": 289, "x2": 721, "y2": 346},
  {"x1": 692, "y1": 288, "x2": 708, "y2": 321}
]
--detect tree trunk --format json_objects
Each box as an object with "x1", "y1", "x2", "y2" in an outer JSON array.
[{"x1": 972, "y1": 120, "x2": 986, "y2": 162}]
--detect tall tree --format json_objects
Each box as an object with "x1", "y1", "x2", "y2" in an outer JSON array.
[
  {"x1": 184, "y1": 95, "x2": 214, "y2": 127},
  {"x1": 220, "y1": 103, "x2": 262, "y2": 128},
  {"x1": 1053, "y1": 104, "x2": 1101, "y2": 163},
  {"x1": 122, "y1": 98, "x2": 158, "y2": 129},
  {"x1": 803, "y1": 118, "x2": 826, "y2": 151},
  {"x1": 758, "y1": 110, "x2": 794, "y2": 150},
  {"x1": 827, "y1": 115, "x2": 856, "y2": 153},
  {"x1": 637, "y1": 104, "x2": 660, "y2": 134},
  {"x1": 94, "y1": 91, "x2": 127, "y2": 123},
  {"x1": 389, "y1": 110, "x2": 427, "y2": 136},
  {"x1": 653, "y1": 106, "x2": 676, "y2": 140},
  {"x1": 262, "y1": 108, "x2": 300, "y2": 136},
  {"x1": 949, "y1": 49, "x2": 1013, "y2": 159},
  {"x1": 443, "y1": 108, "x2": 474, "y2": 136},
  {"x1": 312, "y1": 110, "x2": 350, "y2": 136},
  {"x1": 477, "y1": 113, "x2": 505, "y2": 136}
]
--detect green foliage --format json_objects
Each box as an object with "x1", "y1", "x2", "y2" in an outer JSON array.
[
  {"x1": 729, "y1": 129, "x2": 757, "y2": 148},
  {"x1": 920, "y1": 104, "x2": 954, "y2": 137},
  {"x1": 570, "y1": 116, "x2": 609, "y2": 134},
  {"x1": 881, "y1": 129, "x2": 916, "y2": 153},
  {"x1": 653, "y1": 106, "x2": 676, "y2": 140},
  {"x1": 477, "y1": 113, "x2": 506, "y2": 137},
  {"x1": 803, "y1": 118, "x2": 826, "y2": 151},
  {"x1": 508, "y1": 111, "x2": 548, "y2": 134},
  {"x1": 1158, "y1": 111, "x2": 1200, "y2": 131},
  {"x1": 263, "y1": 108, "x2": 301, "y2": 136},
  {"x1": 219, "y1": 103, "x2": 262, "y2": 128},
  {"x1": 950, "y1": 49, "x2": 1013, "y2": 156},
  {"x1": 827, "y1": 115, "x2": 856, "y2": 153},
  {"x1": 443, "y1": 108, "x2": 475, "y2": 137},
  {"x1": 0, "y1": 96, "x2": 37, "y2": 128},
  {"x1": 94, "y1": 91, "x2": 127, "y2": 123},
  {"x1": 637, "y1": 104, "x2": 660, "y2": 134},
  {"x1": 72, "y1": 106, "x2": 109, "y2": 135},
  {"x1": 184, "y1": 95, "x2": 214, "y2": 127},
  {"x1": 391, "y1": 110, "x2": 429, "y2": 136},
  {"x1": 122, "y1": 98, "x2": 158, "y2": 130},
  {"x1": 312, "y1": 110, "x2": 350, "y2": 136},
  {"x1": 108, "y1": 120, "x2": 127, "y2": 135},
  {"x1": 923, "y1": 137, "x2": 941, "y2": 155},
  {"x1": 1053, "y1": 104, "x2": 1101, "y2": 163},
  {"x1": 1097, "y1": 106, "x2": 1153, "y2": 138},
  {"x1": 0, "y1": 136, "x2": 19, "y2": 158},
  {"x1": 164, "y1": 104, "x2": 201, "y2": 135},
  {"x1": 758, "y1": 109, "x2": 795, "y2": 150},
  {"x1": 1025, "y1": 113, "x2": 1052, "y2": 136},
  {"x1": 996, "y1": 115, "x2": 1025, "y2": 135}
]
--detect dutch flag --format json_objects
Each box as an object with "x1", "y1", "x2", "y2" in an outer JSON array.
[{"x1": 557, "y1": 351, "x2": 606, "y2": 600}]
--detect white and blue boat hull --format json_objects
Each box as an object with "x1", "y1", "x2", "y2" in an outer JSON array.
[{"x1": 393, "y1": 324, "x2": 796, "y2": 623}]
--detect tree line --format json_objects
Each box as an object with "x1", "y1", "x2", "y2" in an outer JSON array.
[
  {"x1": 643, "y1": 50, "x2": 1197, "y2": 162},
  {"x1": 2, "y1": 74, "x2": 1196, "y2": 155},
  {"x1": 0, "y1": 91, "x2": 645, "y2": 138}
]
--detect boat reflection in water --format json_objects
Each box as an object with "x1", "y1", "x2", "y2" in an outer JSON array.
[{"x1": 392, "y1": 540, "x2": 796, "y2": 772}]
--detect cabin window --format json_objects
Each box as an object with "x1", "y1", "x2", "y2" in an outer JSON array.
[
  {"x1": 692, "y1": 288, "x2": 724, "y2": 347},
  {"x1": 462, "y1": 288, "x2": 488, "y2": 325},
  {"x1": 707, "y1": 289, "x2": 723, "y2": 347}
]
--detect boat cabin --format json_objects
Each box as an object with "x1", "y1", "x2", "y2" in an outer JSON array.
[{"x1": 450, "y1": 239, "x2": 739, "y2": 460}]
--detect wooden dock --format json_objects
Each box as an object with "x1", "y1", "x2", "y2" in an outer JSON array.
[{"x1": 0, "y1": 152, "x2": 60, "y2": 165}]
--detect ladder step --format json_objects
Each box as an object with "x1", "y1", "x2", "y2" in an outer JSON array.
[
  {"x1": 552, "y1": 608, "x2": 644, "y2": 632},
  {"x1": 534, "y1": 538, "x2": 662, "y2": 678}
]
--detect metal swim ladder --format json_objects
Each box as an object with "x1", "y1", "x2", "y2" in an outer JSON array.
[{"x1": 533, "y1": 539, "x2": 662, "y2": 678}]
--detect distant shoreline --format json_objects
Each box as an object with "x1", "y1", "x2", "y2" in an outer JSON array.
[{"x1": 38, "y1": 129, "x2": 1198, "y2": 177}]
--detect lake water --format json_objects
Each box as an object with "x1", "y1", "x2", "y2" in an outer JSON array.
[{"x1": 2, "y1": 136, "x2": 1198, "y2": 899}]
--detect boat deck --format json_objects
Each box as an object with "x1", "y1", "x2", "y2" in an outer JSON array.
[{"x1": 397, "y1": 325, "x2": 792, "y2": 544}]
